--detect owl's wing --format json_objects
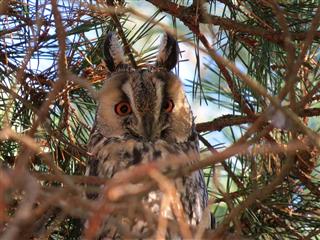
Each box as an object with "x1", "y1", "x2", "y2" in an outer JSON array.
[
  {"x1": 85, "y1": 123, "x2": 106, "y2": 201},
  {"x1": 86, "y1": 124, "x2": 101, "y2": 175}
]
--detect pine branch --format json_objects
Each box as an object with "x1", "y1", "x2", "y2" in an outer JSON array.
[
  {"x1": 146, "y1": 0, "x2": 320, "y2": 46},
  {"x1": 196, "y1": 108, "x2": 320, "y2": 132}
]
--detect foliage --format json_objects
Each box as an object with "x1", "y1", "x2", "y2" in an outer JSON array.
[{"x1": 0, "y1": 0, "x2": 320, "y2": 239}]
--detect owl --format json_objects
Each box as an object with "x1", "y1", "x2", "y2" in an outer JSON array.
[{"x1": 86, "y1": 32, "x2": 210, "y2": 239}]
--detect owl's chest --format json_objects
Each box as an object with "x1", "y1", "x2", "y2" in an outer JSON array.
[
  {"x1": 97, "y1": 138, "x2": 205, "y2": 209},
  {"x1": 90, "y1": 137, "x2": 198, "y2": 177},
  {"x1": 88, "y1": 137, "x2": 209, "y2": 238}
]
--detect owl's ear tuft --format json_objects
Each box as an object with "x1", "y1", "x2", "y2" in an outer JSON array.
[
  {"x1": 156, "y1": 33, "x2": 179, "y2": 71},
  {"x1": 103, "y1": 32, "x2": 125, "y2": 72}
]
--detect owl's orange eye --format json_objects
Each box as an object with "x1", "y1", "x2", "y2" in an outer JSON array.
[
  {"x1": 115, "y1": 101, "x2": 132, "y2": 116},
  {"x1": 163, "y1": 99, "x2": 174, "y2": 113}
]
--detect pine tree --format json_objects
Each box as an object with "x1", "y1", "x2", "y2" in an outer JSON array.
[{"x1": 0, "y1": 0, "x2": 319, "y2": 239}]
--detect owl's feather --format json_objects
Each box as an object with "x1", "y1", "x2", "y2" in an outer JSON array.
[
  {"x1": 86, "y1": 32, "x2": 210, "y2": 239},
  {"x1": 103, "y1": 32, "x2": 125, "y2": 72},
  {"x1": 156, "y1": 33, "x2": 180, "y2": 71}
]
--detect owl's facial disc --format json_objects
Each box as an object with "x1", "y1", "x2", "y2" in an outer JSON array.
[
  {"x1": 97, "y1": 32, "x2": 193, "y2": 143},
  {"x1": 119, "y1": 71, "x2": 167, "y2": 141},
  {"x1": 97, "y1": 69, "x2": 193, "y2": 143}
]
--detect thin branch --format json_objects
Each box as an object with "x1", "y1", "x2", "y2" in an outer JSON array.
[
  {"x1": 211, "y1": 155, "x2": 295, "y2": 238},
  {"x1": 196, "y1": 108, "x2": 320, "y2": 132},
  {"x1": 146, "y1": 0, "x2": 320, "y2": 46}
]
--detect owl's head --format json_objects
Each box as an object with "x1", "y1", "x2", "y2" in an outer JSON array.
[{"x1": 95, "y1": 32, "x2": 195, "y2": 143}]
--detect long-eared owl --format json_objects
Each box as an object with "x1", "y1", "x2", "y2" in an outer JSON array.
[{"x1": 86, "y1": 32, "x2": 209, "y2": 239}]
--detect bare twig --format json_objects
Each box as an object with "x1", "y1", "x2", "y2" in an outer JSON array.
[{"x1": 149, "y1": 168, "x2": 193, "y2": 239}]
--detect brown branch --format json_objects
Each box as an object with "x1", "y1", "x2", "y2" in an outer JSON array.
[
  {"x1": 33, "y1": 172, "x2": 107, "y2": 185},
  {"x1": 1, "y1": 171, "x2": 39, "y2": 240},
  {"x1": 196, "y1": 114, "x2": 256, "y2": 132},
  {"x1": 211, "y1": 155, "x2": 295, "y2": 238},
  {"x1": 32, "y1": 140, "x2": 310, "y2": 187},
  {"x1": 258, "y1": 204, "x2": 304, "y2": 239},
  {"x1": 277, "y1": 5, "x2": 320, "y2": 103},
  {"x1": 299, "y1": 81, "x2": 320, "y2": 108},
  {"x1": 147, "y1": 0, "x2": 320, "y2": 148},
  {"x1": 149, "y1": 169, "x2": 192, "y2": 239},
  {"x1": 12, "y1": 0, "x2": 70, "y2": 171},
  {"x1": 306, "y1": 229, "x2": 320, "y2": 240},
  {"x1": 147, "y1": 0, "x2": 261, "y2": 117},
  {"x1": 146, "y1": 0, "x2": 320, "y2": 46},
  {"x1": 196, "y1": 108, "x2": 320, "y2": 132},
  {"x1": 0, "y1": 23, "x2": 29, "y2": 37},
  {"x1": 26, "y1": 0, "x2": 68, "y2": 137},
  {"x1": 198, "y1": 135, "x2": 244, "y2": 189},
  {"x1": 198, "y1": 31, "x2": 257, "y2": 116},
  {"x1": 295, "y1": 169, "x2": 320, "y2": 197},
  {"x1": 0, "y1": 51, "x2": 18, "y2": 71}
]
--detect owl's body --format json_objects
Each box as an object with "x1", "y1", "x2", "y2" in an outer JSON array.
[{"x1": 86, "y1": 33, "x2": 209, "y2": 239}]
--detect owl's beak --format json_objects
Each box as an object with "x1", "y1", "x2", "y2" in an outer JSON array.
[{"x1": 141, "y1": 113, "x2": 156, "y2": 141}]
